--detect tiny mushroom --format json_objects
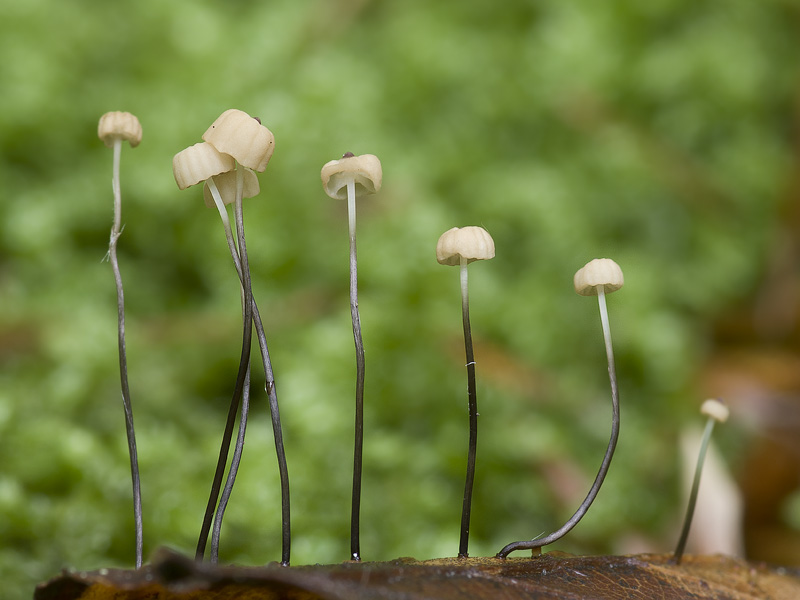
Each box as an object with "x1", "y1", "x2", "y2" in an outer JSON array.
[
  {"x1": 673, "y1": 398, "x2": 730, "y2": 564},
  {"x1": 321, "y1": 152, "x2": 382, "y2": 562},
  {"x1": 97, "y1": 110, "x2": 144, "y2": 569},
  {"x1": 497, "y1": 257, "x2": 624, "y2": 558},
  {"x1": 700, "y1": 398, "x2": 730, "y2": 424},
  {"x1": 436, "y1": 226, "x2": 495, "y2": 558},
  {"x1": 98, "y1": 111, "x2": 142, "y2": 149}
]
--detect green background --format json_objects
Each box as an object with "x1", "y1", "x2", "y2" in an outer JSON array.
[{"x1": 2, "y1": 0, "x2": 799, "y2": 597}]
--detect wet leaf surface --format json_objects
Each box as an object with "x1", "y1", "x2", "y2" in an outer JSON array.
[{"x1": 34, "y1": 548, "x2": 800, "y2": 600}]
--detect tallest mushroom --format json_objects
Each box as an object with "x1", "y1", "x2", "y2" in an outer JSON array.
[
  {"x1": 321, "y1": 152, "x2": 383, "y2": 561},
  {"x1": 173, "y1": 109, "x2": 291, "y2": 565}
]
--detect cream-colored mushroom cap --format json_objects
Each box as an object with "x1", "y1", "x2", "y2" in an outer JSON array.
[
  {"x1": 172, "y1": 142, "x2": 234, "y2": 190},
  {"x1": 321, "y1": 153, "x2": 382, "y2": 199},
  {"x1": 202, "y1": 109, "x2": 275, "y2": 172},
  {"x1": 700, "y1": 398, "x2": 730, "y2": 423},
  {"x1": 203, "y1": 169, "x2": 260, "y2": 208},
  {"x1": 574, "y1": 258, "x2": 624, "y2": 296},
  {"x1": 98, "y1": 111, "x2": 142, "y2": 148},
  {"x1": 436, "y1": 227, "x2": 495, "y2": 266}
]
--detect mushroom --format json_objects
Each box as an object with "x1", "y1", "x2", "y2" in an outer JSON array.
[
  {"x1": 173, "y1": 117, "x2": 291, "y2": 566},
  {"x1": 435, "y1": 226, "x2": 495, "y2": 558},
  {"x1": 98, "y1": 111, "x2": 142, "y2": 150},
  {"x1": 97, "y1": 110, "x2": 144, "y2": 569},
  {"x1": 497, "y1": 257, "x2": 624, "y2": 558},
  {"x1": 321, "y1": 152, "x2": 382, "y2": 562},
  {"x1": 673, "y1": 398, "x2": 730, "y2": 564}
]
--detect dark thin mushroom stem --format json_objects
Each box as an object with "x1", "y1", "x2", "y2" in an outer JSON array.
[
  {"x1": 459, "y1": 256, "x2": 478, "y2": 558},
  {"x1": 205, "y1": 172, "x2": 292, "y2": 566},
  {"x1": 208, "y1": 168, "x2": 256, "y2": 563},
  {"x1": 210, "y1": 365, "x2": 251, "y2": 563},
  {"x1": 347, "y1": 178, "x2": 365, "y2": 562},
  {"x1": 109, "y1": 138, "x2": 143, "y2": 569},
  {"x1": 497, "y1": 287, "x2": 620, "y2": 559},
  {"x1": 194, "y1": 180, "x2": 253, "y2": 560},
  {"x1": 195, "y1": 307, "x2": 252, "y2": 561}
]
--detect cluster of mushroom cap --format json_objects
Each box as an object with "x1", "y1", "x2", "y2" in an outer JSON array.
[
  {"x1": 98, "y1": 111, "x2": 142, "y2": 148},
  {"x1": 172, "y1": 109, "x2": 274, "y2": 204}
]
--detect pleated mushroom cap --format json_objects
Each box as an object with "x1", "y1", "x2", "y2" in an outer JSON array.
[
  {"x1": 436, "y1": 226, "x2": 495, "y2": 266},
  {"x1": 574, "y1": 258, "x2": 624, "y2": 296},
  {"x1": 98, "y1": 111, "x2": 142, "y2": 148},
  {"x1": 203, "y1": 109, "x2": 275, "y2": 172},
  {"x1": 321, "y1": 153, "x2": 382, "y2": 200},
  {"x1": 172, "y1": 142, "x2": 234, "y2": 190}
]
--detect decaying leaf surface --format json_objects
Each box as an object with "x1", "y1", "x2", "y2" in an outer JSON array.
[{"x1": 34, "y1": 548, "x2": 800, "y2": 600}]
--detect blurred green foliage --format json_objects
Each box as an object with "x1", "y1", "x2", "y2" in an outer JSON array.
[{"x1": 2, "y1": 0, "x2": 799, "y2": 597}]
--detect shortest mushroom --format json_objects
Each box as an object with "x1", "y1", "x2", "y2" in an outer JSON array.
[
  {"x1": 436, "y1": 226, "x2": 495, "y2": 558},
  {"x1": 497, "y1": 257, "x2": 624, "y2": 558},
  {"x1": 673, "y1": 398, "x2": 730, "y2": 564}
]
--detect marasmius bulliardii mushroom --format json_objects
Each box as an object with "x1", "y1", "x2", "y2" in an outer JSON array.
[
  {"x1": 498, "y1": 257, "x2": 624, "y2": 558},
  {"x1": 321, "y1": 152, "x2": 382, "y2": 562},
  {"x1": 436, "y1": 225, "x2": 495, "y2": 558},
  {"x1": 173, "y1": 112, "x2": 291, "y2": 565},
  {"x1": 98, "y1": 110, "x2": 144, "y2": 569}
]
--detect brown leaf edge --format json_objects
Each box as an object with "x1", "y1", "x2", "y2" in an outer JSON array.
[{"x1": 34, "y1": 547, "x2": 800, "y2": 600}]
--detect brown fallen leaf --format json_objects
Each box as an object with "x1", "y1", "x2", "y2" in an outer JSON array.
[{"x1": 34, "y1": 547, "x2": 800, "y2": 600}]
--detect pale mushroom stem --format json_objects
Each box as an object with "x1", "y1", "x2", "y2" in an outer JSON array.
[
  {"x1": 347, "y1": 178, "x2": 366, "y2": 562},
  {"x1": 673, "y1": 416, "x2": 717, "y2": 564},
  {"x1": 206, "y1": 178, "x2": 240, "y2": 262},
  {"x1": 459, "y1": 256, "x2": 478, "y2": 558},
  {"x1": 202, "y1": 172, "x2": 292, "y2": 566},
  {"x1": 497, "y1": 286, "x2": 620, "y2": 558},
  {"x1": 108, "y1": 137, "x2": 143, "y2": 569}
]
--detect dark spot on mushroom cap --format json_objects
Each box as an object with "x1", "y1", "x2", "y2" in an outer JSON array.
[
  {"x1": 254, "y1": 117, "x2": 262, "y2": 124},
  {"x1": 343, "y1": 152, "x2": 355, "y2": 158}
]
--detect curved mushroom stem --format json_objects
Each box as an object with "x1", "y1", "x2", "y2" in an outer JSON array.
[
  {"x1": 459, "y1": 256, "x2": 478, "y2": 558},
  {"x1": 210, "y1": 364, "x2": 251, "y2": 563},
  {"x1": 195, "y1": 172, "x2": 254, "y2": 562},
  {"x1": 672, "y1": 416, "x2": 716, "y2": 564},
  {"x1": 108, "y1": 137, "x2": 143, "y2": 569},
  {"x1": 201, "y1": 173, "x2": 292, "y2": 566},
  {"x1": 206, "y1": 178, "x2": 240, "y2": 262},
  {"x1": 347, "y1": 178, "x2": 366, "y2": 562},
  {"x1": 497, "y1": 287, "x2": 620, "y2": 558},
  {"x1": 208, "y1": 167, "x2": 255, "y2": 563}
]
